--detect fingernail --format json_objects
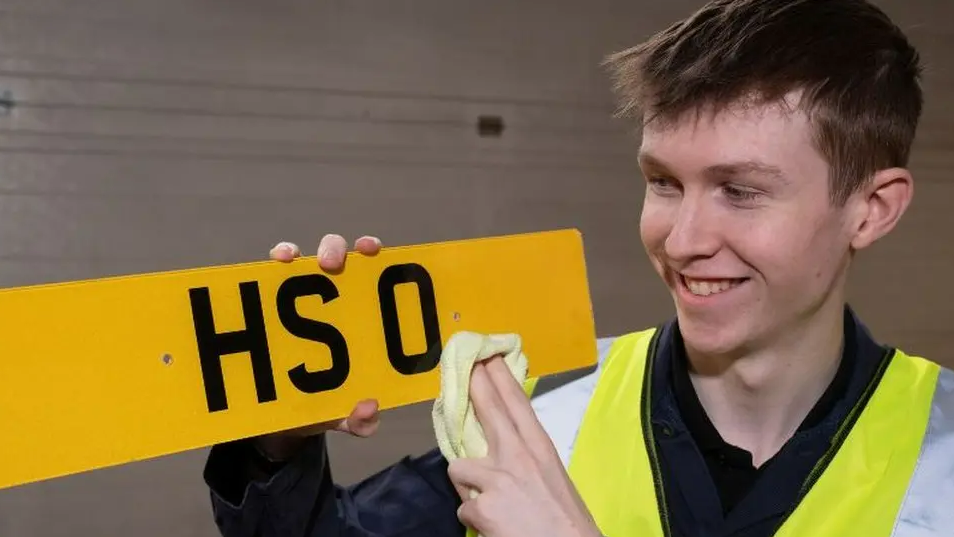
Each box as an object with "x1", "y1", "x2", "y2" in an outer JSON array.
[
  {"x1": 317, "y1": 243, "x2": 328, "y2": 259},
  {"x1": 274, "y1": 241, "x2": 293, "y2": 253}
]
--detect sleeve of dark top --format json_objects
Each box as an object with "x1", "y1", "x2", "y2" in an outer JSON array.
[{"x1": 203, "y1": 433, "x2": 467, "y2": 537}]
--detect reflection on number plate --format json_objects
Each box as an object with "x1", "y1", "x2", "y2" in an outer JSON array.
[{"x1": 0, "y1": 229, "x2": 598, "y2": 490}]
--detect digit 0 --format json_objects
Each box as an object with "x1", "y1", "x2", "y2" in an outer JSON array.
[{"x1": 377, "y1": 263, "x2": 442, "y2": 375}]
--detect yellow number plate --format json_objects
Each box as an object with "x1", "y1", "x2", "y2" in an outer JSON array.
[{"x1": 0, "y1": 229, "x2": 597, "y2": 490}]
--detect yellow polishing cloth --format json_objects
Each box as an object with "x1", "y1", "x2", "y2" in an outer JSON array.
[{"x1": 432, "y1": 331, "x2": 538, "y2": 537}]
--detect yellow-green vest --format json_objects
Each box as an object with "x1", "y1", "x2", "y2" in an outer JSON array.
[{"x1": 560, "y1": 328, "x2": 954, "y2": 536}]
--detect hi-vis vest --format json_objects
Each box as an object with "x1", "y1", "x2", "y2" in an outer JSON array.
[{"x1": 530, "y1": 328, "x2": 954, "y2": 537}]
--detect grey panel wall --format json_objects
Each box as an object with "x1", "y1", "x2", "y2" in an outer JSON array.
[{"x1": 0, "y1": 0, "x2": 949, "y2": 535}]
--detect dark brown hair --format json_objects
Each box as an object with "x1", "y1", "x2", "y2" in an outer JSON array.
[{"x1": 604, "y1": 0, "x2": 924, "y2": 204}]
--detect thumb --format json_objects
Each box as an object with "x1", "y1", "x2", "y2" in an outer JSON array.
[{"x1": 335, "y1": 399, "x2": 380, "y2": 437}]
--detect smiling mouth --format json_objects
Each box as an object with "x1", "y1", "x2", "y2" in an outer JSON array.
[{"x1": 680, "y1": 275, "x2": 749, "y2": 297}]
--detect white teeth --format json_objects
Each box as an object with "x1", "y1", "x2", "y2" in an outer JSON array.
[{"x1": 684, "y1": 278, "x2": 742, "y2": 296}]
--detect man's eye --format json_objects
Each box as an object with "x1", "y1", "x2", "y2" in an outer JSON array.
[
  {"x1": 723, "y1": 184, "x2": 760, "y2": 202},
  {"x1": 648, "y1": 177, "x2": 680, "y2": 192}
]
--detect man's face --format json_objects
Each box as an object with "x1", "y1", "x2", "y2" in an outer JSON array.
[{"x1": 638, "y1": 98, "x2": 857, "y2": 357}]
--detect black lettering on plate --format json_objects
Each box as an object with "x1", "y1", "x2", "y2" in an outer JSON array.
[
  {"x1": 276, "y1": 274, "x2": 351, "y2": 394},
  {"x1": 189, "y1": 282, "x2": 277, "y2": 413},
  {"x1": 377, "y1": 263, "x2": 442, "y2": 375}
]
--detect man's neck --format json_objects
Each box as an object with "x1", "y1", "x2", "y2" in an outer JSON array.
[{"x1": 684, "y1": 302, "x2": 847, "y2": 467}]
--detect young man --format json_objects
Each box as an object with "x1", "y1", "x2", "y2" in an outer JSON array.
[{"x1": 203, "y1": 0, "x2": 954, "y2": 535}]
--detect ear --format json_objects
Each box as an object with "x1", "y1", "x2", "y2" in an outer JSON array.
[{"x1": 849, "y1": 167, "x2": 913, "y2": 250}]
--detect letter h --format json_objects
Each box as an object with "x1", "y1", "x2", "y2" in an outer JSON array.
[{"x1": 189, "y1": 282, "x2": 277, "y2": 412}]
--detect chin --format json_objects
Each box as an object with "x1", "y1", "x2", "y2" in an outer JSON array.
[{"x1": 674, "y1": 307, "x2": 752, "y2": 358}]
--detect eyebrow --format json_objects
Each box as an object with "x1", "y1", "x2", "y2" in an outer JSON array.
[
  {"x1": 703, "y1": 161, "x2": 787, "y2": 183},
  {"x1": 638, "y1": 151, "x2": 788, "y2": 184}
]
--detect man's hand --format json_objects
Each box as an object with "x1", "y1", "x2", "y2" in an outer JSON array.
[
  {"x1": 254, "y1": 233, "x2": 384, "y2": 461},
  {"x1": 447, "y1": 358, "x2": 601, "y2": 537}
]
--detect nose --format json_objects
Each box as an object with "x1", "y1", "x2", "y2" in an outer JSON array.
[{"x1": 664, "y1": 195, "x2": 721, "y2": 264}]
